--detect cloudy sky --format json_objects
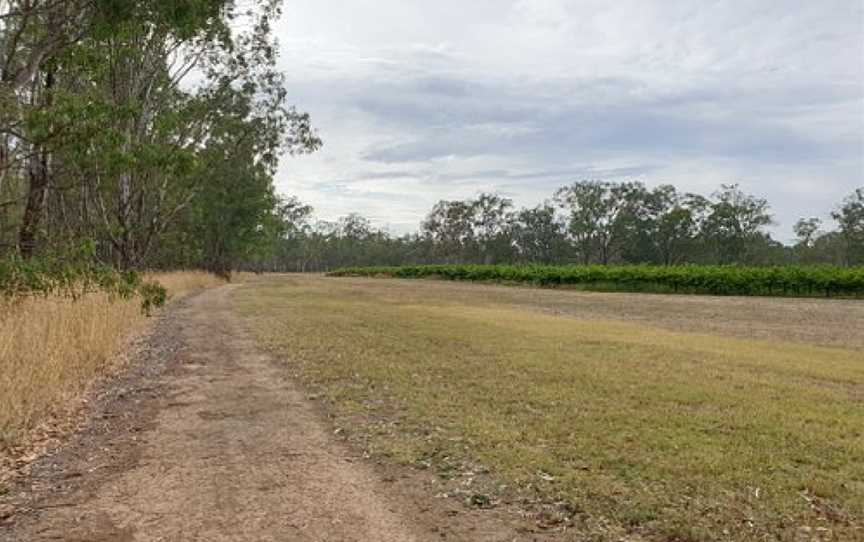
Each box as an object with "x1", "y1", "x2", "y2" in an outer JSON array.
[{"x1": 273, "y1": 0, "x2": 864, "y2": 241}]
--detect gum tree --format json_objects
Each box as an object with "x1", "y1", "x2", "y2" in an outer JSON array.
[{"x1": 832, "y1": 187, "x2": 864, "y2": 266}]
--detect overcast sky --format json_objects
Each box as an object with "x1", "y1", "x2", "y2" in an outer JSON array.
[{"x1": 273, "y1": 0, "x2": 864, "y2": 241}]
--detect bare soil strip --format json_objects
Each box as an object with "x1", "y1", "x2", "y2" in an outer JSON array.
[
  {"x1": 1, "y1": 285, "x2": 539, "y2": 541},
  {"x1": 334, "y1": 276, "x2": 864, "y2": 350}
]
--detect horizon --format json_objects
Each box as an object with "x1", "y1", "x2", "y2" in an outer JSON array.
[{"x1": 272, "y1": 0, "x2": 864, "y2": 243}]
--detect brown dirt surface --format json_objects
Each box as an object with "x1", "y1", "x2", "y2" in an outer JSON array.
[
  {"x1": 0, "y1": 285, "x2": 549, "y2": 541},
  {"x1": 330, "y1": 276, "x2": 864, "y2": 350}
]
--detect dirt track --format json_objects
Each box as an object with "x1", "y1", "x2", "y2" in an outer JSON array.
[{"x1": 1, "y1": 285, "x2": 534, "y2": 541}]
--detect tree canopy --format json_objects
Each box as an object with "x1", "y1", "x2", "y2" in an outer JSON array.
[
  {"x1": 0, "y1": 0, "x2": 320, "y2": 272},
  {"x1": 245, "y1": 183, "x2": 863, "y2": 273}
]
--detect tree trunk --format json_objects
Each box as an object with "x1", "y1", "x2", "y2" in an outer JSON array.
[
  {"x1": 18, "y1": 147, "x2": 50, "y2": 258},
  {"x1": 18, "y1": 66, "x2": 54, "y2": 258}
]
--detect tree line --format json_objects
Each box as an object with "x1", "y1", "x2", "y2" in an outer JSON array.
[
  {"x1": 0, "y1": 0, "x2": 320, "y2": 275},
  {"x1": 1, "y1": 2, "x2": 861, "y2": 277},
  {"x1": 252, "y1": 183, "x2": 864, "y2": 272}
]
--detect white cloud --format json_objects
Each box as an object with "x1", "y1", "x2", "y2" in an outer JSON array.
[{"x1": 274, "y1": 0, "x2": 864, "y2": 240}]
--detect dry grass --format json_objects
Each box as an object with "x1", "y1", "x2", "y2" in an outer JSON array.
[
  {"x1": 236, "y1": 275, "x2": 864, "y2": 542},
  {"x1": 0, "y1": 271, "x2": 224, "y2": 451},
  {"x1": 143, "y1": 270, "x2": 229, "y2": 300}
]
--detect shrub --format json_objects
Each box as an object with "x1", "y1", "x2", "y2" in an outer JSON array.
[{"x1": 0, "y1": 252, "x2": 167, "y2": 313}]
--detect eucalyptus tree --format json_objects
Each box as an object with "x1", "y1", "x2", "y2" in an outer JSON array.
[
  {"x1": 0, "y1": 0, "x2": 96, "y2": 254},
  {"x1": 510, "y1": 203, "x2": 568, "y2": 264},
  {"x1": 151, "y1": 33, "x2": 321, "y2": 273},
  {"x1": 2, "y1": 0, "x2": 236, "y2": 258},
  {"x1": 471, "y1": 192, "x2": 513, "y2": 264},
  {"x1": 331, "y1": 213, "x2": 374, "y2": 267},
  {"x1": 794, "y1": 217, "x2": 822, "y2": 248},
  {"x1": 169, "y1": 91, "x2": 304, "y2": 275},
  {"x1": 641, "y1": 186, "x2": 708, "y2": 265},
  {"x1": 832, "y1": 187, "x2": 864, "y2": 266},
  {"x1": 791, "y1": 217, "x2": 822, "y2": 263},
  {"x1": 0, "y1": 0, "x2": 95, "y2": 182},
  {"x1": 247, "y1": 184, "x2": 864, "y2": 271},
  {"x1": 1, "y1": 0, "x2": 321, "y2": 269},
  {"x1": 69, "y1": 0, "x2": 255, "y2": 267},
  {"x1": 271, "y1": 197, "x2": 315, "y2": 271},
  {"x1": 554, "y1": 180, "x2": 644, "y2": 264},
  {"x1": 421, "y1": 199, "x2": 478, "y2": 263},
  {"x1": 553, "y1": 181, "x2": 603, "y2": 264},
  {"x1": 700, "y1": 184, "x2": 773, "y2": 264},
  {"x1": 0, "y1": 0, "x2": 94, "y2": 92}
]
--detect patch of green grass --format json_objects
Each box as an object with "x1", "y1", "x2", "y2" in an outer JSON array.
[{"x1": 235, "y1": 276, "x2": 864, "y2": 541}]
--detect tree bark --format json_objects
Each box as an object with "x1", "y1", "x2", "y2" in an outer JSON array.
[
  {"x1": 17, "y1": 66, "x2": 53, "y2": 257},
  {"x1": 18, "y1": 144, "x2": 49, "y2": 257}
]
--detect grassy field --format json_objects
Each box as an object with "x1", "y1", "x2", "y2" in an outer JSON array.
[
  {"x1": 236, "y1": 275, "x2": 863, "y2": 542},
  {"x1": 0, "y1": 271, "x2": 225, "y2": 452}
]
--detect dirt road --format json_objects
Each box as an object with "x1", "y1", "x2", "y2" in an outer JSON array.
[{"x1": 1, "y1": 285, "x2": 531, "y2": 541}]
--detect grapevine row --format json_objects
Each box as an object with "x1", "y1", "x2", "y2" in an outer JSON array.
[{"x1": 329, "y1": 264, "x2": 864, "y2": 297}]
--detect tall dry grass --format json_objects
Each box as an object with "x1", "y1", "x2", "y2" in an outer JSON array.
[
  {"x1": 0, "y1": 271, "x2": 224, "y2": 451},
  {"x1": 142, "y1": 270, "x2": 228, "y2": 300}
]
